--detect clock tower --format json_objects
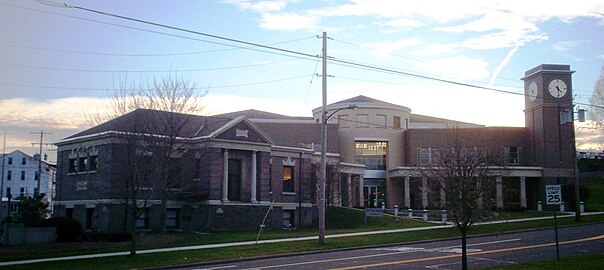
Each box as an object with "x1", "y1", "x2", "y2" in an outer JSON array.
[{"x1": 522, "y1": 64, "x2": 575, "y2": 180}]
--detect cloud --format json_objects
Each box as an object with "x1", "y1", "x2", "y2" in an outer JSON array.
[
  {"x1": 553, "y1": 40, "x2": 590, "y2": 52},
  {"x1": 365, "y1": 38, "x2": 423, "y2": 59},
  {"x1": 203, "y1": 94, "x2": 313, "y2": 117},
  {"x1": 417, "y1": 56, "x2": 490, "y2": 81},
  {"x1": 259, "y1": 12, "x2": 319, "y2": 31},
  {"x1": 384, "y1": 18, "x2": 424, "y2": 28},
  {"x1": 489, "y1": 43, "x2": 520, "y2": 87},
  {"x1": 222, "y1": 0, "x2": 289, "y2": 12},
  {"x1": 0, "y1": 97, "x2": 111, "y2": 130}
]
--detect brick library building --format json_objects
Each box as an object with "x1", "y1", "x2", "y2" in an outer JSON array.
[{"x1": 53, "y1": 64, "x2": 578, "y2": 232}]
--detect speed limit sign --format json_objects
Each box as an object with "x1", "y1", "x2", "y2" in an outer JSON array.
[{"x1": 546, "y1": 185, "x2": 562, "y2": 205}]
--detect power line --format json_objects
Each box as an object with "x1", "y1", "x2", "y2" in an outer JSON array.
[
  {"x1": 331, "y1": 38, "x2": 427, "y2": 64},
  {"x1": 2, "y1": 2, "x2": 320, "y2": 62},
  {"x1": 0, "y1": 36, "x2": 316, "y2": 57},
  {"x1": 0, "y1": 58, "x2": 305, "y2": 73},
  {"x1": 33, "y1": 1, "x2": 319, "y2": 60},
  {"x1": 17, "y1": 2, "x2": 604, "y2": 111},
  {"x1": 0, "y1": 74, "x2": 313, "y2": 91}
]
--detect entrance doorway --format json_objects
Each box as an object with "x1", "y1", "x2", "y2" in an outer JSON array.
[
  {"x1": 364, "y1": 185, "x2": 386, "y2": 208},
  {"x1": 228, "y1": 159, "x2": 241, "y2": 201}
]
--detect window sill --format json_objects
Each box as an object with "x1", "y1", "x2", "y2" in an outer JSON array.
[{"x1": 282, "y1": 192, "x2": 296, "y2": 196}]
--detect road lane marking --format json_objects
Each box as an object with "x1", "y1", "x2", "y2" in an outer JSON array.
[
  {"x1": 193, "y1": 266, "x2": 237, "y2": 270},
  {"x1": 330, "y1": 234, "x2": 604, "y2": 270},
  {"x1": 238, "y1": 248, "x2": 428, "y2": 269}
]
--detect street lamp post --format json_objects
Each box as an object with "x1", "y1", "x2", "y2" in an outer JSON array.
[{"x1": 318, "y1": 104, "x2": 357, "y2": 244}]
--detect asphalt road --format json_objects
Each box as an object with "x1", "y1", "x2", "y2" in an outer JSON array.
[{"x1": 174, "y1": 222, "x2": 604, "y2": 270}]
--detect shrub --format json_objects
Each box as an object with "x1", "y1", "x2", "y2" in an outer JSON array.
[
  {"x1": 41, "y1": 217, "x2": 83, "y2": 242},
  {"x1": 83, "y1": 231, "x2": 132, "y2": 242}
]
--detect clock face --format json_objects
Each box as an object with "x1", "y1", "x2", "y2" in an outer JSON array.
[
  {"x1": 528, "y1": 81, "x2": 538, "y2": 101},
  {"x1": 548, "y1": 79, "x2": 567, "y2": 98}
]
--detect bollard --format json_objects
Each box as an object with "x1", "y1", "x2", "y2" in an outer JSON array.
[
  {"x1": 580, "y1": 201, "x2": 585, "y2": 213},
  {"x1": 381, "y1": 201, "x2": 385, "y2": 210},
  {"x1": 422, "y1": 209, "x2": 428, "y2": 221},
  {"x1": 441, "y1": 210, "x2": 447, "y2": 223},
  {"x1": 537, "y1": 201, "x2": 542, "y2": 211},
  {"x1": 560, "y1": 201, "x2": 565, "y2": 212},
  {"x1": 394, "y1": 205, "x2": 399, "y2": 217},
  {"x1": 408, "y1": 208, "x2": 413, "y2": 218}
]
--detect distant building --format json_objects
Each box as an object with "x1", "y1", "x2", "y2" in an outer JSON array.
[
  {"x1": 1, "y1": 150, "x2": 56, "y2": 218},
  {"x1": 53, "y1": 64, "x2": 579, "y2": 232}
]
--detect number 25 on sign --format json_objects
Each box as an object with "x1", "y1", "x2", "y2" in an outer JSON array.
[{"x1": 546, "y1": 185, "x2": 562, "y2": 205}]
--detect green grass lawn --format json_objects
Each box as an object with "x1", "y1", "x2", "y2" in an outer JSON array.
[
  {"x1": 2, "y1": 213, "x2": 603, "y2": 270},
  {"x1": 584, "y1": 182, "x2": 604, "y2": 211},
  {"x1": 0, "y1": 207, "x2": 433, "y2": 262},
  {"x1": 494, "y1": 210, "x2": 556, "y2": 220},
  {"x1": 487, "y1": 254, "x2": 604, "y2": 270}
]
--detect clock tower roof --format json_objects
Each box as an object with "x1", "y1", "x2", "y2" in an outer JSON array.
[{"x1": 522, "y1": 64, "x2": 574, "y2": 81}]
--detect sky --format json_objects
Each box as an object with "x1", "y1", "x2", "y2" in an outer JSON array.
[{"x1": 1, "y1": 0, "x2": 604, "y2": 161}]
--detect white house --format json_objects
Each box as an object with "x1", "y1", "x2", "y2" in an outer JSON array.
[{"x1": 0, "y1": 150, "x2": 56, "y2": 218}]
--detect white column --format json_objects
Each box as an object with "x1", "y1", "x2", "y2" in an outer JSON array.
[
  {"x1": 251, "y1": 151, "x2": 257, "y2": 203},
  {"x1": 358, "y1": 175, "x2": 364, "y2": 207},
  {"x1": 222, "y1": 149, "x2": 229, "y2": 201},
  {"x1": 520, "y1": 176, "x2": 527, "y2": 209},
  {"x1": 496, "y1": 177, "x2": 503, "y2": 209},
  {"x1": 422, "y1": 177, "x2": 428, "y2": 208},
  {"x1": 404, "y1": 176, "x2": 410, "y2": 208},
  {"x1": 347, "y1": 174, "x2": 352, "y2": 207}
]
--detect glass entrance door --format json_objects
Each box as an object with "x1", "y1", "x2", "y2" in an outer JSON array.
[{"x1": 364, "y1": 185, "x2": 385, "y2": 208}]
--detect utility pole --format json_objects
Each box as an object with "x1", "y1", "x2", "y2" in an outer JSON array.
[
  {"x1": 31, "y1": 131, "x2": 52, "y2": 196},
  {"x1": 319, "y1": 31, "x2": 327, "y2": 245},
  {"x1": 1, "y1": 131, "x2": 6, "y2": 216}
]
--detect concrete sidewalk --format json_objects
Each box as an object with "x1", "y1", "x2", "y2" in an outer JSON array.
[{"x1": 2, "y1": 212, "x2": 601, "y2": 267}]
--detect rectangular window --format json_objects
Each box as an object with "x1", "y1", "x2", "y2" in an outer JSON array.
[
  {"x1": 35, "y1": 171, "x2": 39, "y2": 181},
  {"x1": 7, "y1": 170, "x2": 11, "y2": 180},
  {"x1": 228, "y1": 159, "x2": 242, "y2": 201},
  {"x1": 505, "y1": 146, "x2": 521, "y2": 165},
  {"x1": 283, "y1": 210, "x2": 295, "y2": 228},
  {"x1": 193, "y1": 157, "x2": 201, "y2": 181},
  {"x1": 21, "y1": 171, "x2": 25, "y2": 181},
  {"x1": 6, "y1": 187, "x2": 10, "y2": 196},
  {"x1": 165, "y1": 209, "x2": 180, "y2": 229},
  {"x1": 419, "y1": 148, "x2": 434, "y2": 165},
  {"x1": 85, "y1": 208, "x2": 94, "y2": 229},
  {"x1": 393, "y1": 116, "x2": 401, "y2": 129},
  {"x1": 356, "y1": 114, "x2": 369, "y2": 127},
  {"x1": 20, "y1": 187, "x2": 25, "y2": 197},
  {"x1": 338, "y1": 114, "x2": 349, "y2": 128},
  {"x1": 34, "y1": 188, "x2": 39, "y2": 195},
  {"x1": 136, "y1": 209, "x2": 150, "y2": 229},
  {"x1": 376, "y1": 114, "x2": 387, "y2": 128},
  {"x1": 89, "y1": 155, "x2": 98, "y2": 171},
  {"x1": 21, "y1": 158, "x2": 26, "y2": 165},
  {"x1": 282, "y1": 166, "x2": 295, "y2": 193},
  {"x1": 78, "y1": 157, "x2": 87, "y2": 172},
  {"x1": 66, "y1": 208, "x2": 73, "y2": 218},
  {"x1": 7, "y1": 157, "x2": 12, "y2": 165},
  {"x1": 68, "y1": 159, "x2": 77, "y2": 173},
  {"x1": 355, "y1": 141, "x2": 388, "y2": 170}
]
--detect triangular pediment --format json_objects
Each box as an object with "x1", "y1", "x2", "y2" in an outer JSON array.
[{"x1": 211, "y1": 116, "x2": 273, "y2": 144}]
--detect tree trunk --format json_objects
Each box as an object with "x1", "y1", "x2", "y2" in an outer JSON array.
[
  {"x1": 159, "y1": 198, "x2": 167, "y2": 235},
  {"x1": 129, "y1": 202, "x2": 137, "y2": 256},
  {"x1": 461, "y1": 227, "x2": 468, "y2": 270}
]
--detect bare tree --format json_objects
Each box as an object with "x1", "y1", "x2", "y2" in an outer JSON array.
[
  {"x1": 86, "y1": 74, "x2": 207, "y2": 254},
  {"x1": 589, "y1": 65, "x2": 604, "y2": 131},
  {"x1": 416, "y1": 127, "x2": 505, "y2": 270}
]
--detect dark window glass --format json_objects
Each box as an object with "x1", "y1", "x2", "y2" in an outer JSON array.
[
  {"x1": 68, "y1": 159, "x2": 77, "y2": 173},
  {"x1": 282, "y1": 166, "x2": 295, "y2": 193},
  {"x1": 89, "y1": 155, "x2": 98, "y2": 171}
]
